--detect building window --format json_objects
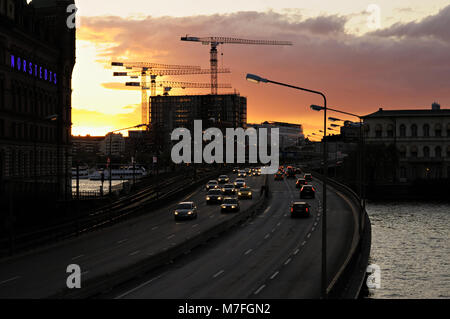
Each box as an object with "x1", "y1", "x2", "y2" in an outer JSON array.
[
  {"x1": 399, "y1": 124, "x2": 406, "y2": 137},
  {"x1": 411, "y1": 146, "x2": 418, "y2": 158},
  {"x1": 435, "y1": 146, "x2": 442, "y2": 158},
  {"x1": 375, "y1": 124, "x2": 382, "y2": 138},
  {"x1": 423, "y1": 146, "x2": 430, "y2": 158},
  {"x1": 400, "y1": 167, "x2": 406, "y2": 179},
  {"x1": 387, "y1": 124, "x2": 394, "y2": 137},
  {"x1": 423, "y1": 124, "x2": 430, "y2": 137},
  {"x1": 411, "y1": 124, "x2": 418, "y2": 137},
  {"x1": 435, "y1": 124, "x2": 442, "y2": 137}
]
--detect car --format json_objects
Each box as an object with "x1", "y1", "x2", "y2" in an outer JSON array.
[
  {"x1": 300, "y1": 185, "x2": 316, "y2": 199},
  {"x1": 295, "y1": 167, "x2": 302, "y2": 174},
  {"x1": 238, "y1": 170, "x2": 247, "y2": 177},
  {"x1": 238, "y1": 186, "x2": 253, "y2": 199},
  {"x1": 206, "y1": 180, "x2": 219, "y2": 190},
  {"x1": 274, "y1": 172, "x2": 284, "y2": 180},
  {"x1": 245, "y1": 168, "x2": 252, "y2": 175},
  {"x1": 296, "y1": 178, "x2": 307, "y2": 188},
  {"x1": 206, "y1": 189, "x2": 224, "y2": 204},
  {"x1": 253, "y1": 170, "x2": 261, "y2": 176},
  {"x1": 286, "y1": 167, "x2": 296, "y2": 178},
  {"x1": 233, "y1": 167, "x2": 239, "y2": 174},
  {"x1": 218, "y1": 175, "x2": 230, "y2": 184},
  {"x1": 174, "y1": 202, "x2": 198, "y2": 220},
  {"x1": 234, "y1": 178, "x2": 246, "y2": 189},
  {"x1": 304, "y1": 173, "x2": 313, "y2": 182},
  {"x1": 290, "y1": 202, "x2": 311, "y2": 218},
  {"x1": 221, "y1": 197, "x2": 240, "y2": 213},
  {"x1": 222, "y1": 183, "x2": 236, "y2": 195}
]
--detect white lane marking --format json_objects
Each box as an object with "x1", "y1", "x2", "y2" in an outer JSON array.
[
  {"x1": 244, "y1": 249, "x2": 253, "y2": 256},
  {"x1": 307, "y1": 233, "x2": 311, "y2": 239},
  {"x1": 192, "y1": 224, "x2": 199, "y2": 228},
  {"x1": 294, "y1": 249, "x2": 300, "y2": 255},
  {"x1": 0, "y1": 276, "x2": 21, "y2": 286},
  {"x1": 263, "y1": 206, "x2": 271, "y2": 214},
  {"x1": 167, "y1": 234, "x2": 175, "y2": 240},
  {"x1": 284, "y1": 258, "x2": 292, "y2": 265},
  {"x1": 254, "y1": 284, "x2": 266, "y2": 295},
  {"x1": 270, "y1": 271, "x2": 279, "y2": 280},
  {"x1": 210, "y1": 215, "x2": 215, "y2": 218},
  {"x1": 271, "y1": 228, "x2": 276, "y2": 233},
  {"x1": 151, "y1": 226, "x2": 159, "y2": 231},
  {"x1": 115, "y1": 275, "x2": 163, "y2": 299},
  {"x1": 277, "y1": 222, "x2": 282, "y2": 227},
  {"x1": 129, "y1": 250, "x2": 140, "y2": 256},
  {"x1": 264, "y1": 234, "x2": 270, "y2": 240},
  {"x1": 314, "y1": 222, "x2": 318, "y2": 227},
  {"x1": 71, "y1": 254, "x2": 84, "y2": 261},
  {"x1": 302, "y1": 241, "x2": 307, "y2": 246},
  {"x1": 182, "y1": 190, "x2": 198, "y2": 201},
  {"x1": 117, "y1": 239, "x2": 128, "y2": 244},
  {"x1": 312, "y1": 227, "x2": 316, "y2": 232},
  {"x1": 81, "y1": 271, "x2": 89, "y2": 276},
  {"x1": 213, "y1": 270, "x2": 225, "y2": 278}
]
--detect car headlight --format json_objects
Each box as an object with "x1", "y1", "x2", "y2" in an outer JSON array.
[
  {"x1": 187, "y1": 211, "x2": 193, "y2": 215},
  {"x1": 232, "y1": 206, "x2": 236, "y2": 209},
  {"x1": 249, "y1": 192, "x2": 252, "y2": 195},
  {"x1": 206, "y1": 196, "x2": 210, "y2": 200},
  {"x1": 175, "y1": 211, "x2": 179, "y2": 215},
  {"x1": 218, "y1": 197, "x2": 222, "y2": 200},
  {"x1": 221, "y1": 205, "x2": 226, "y2": 208},
  {"x1": 238, "y1": 192, "x2": 242, "y2": 195}
]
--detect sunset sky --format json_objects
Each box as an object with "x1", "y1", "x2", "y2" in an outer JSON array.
[{"x1": 71, "y1": 0, "x2": 450, "y2": 138}]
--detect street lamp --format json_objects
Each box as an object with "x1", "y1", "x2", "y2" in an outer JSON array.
[
  {"x1": 246, "y1": 73, "x2": 329, "y2": 299},
  {"x1": 311, "y1": 104, "x2": 365, "y2": 235}
]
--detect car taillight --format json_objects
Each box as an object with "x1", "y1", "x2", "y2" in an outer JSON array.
[
  {"x1": 312, "y1": 187, "x2": 315, "y2": 192},
  {"x1": 290, "y1": 207, "x2": 294, "y2": 213},
  {"x1": 300, "y1": 187, "x2": 304, "y2": 191},
  {"x1": 306, "y1": 208, "x2": 309, "y2": 213}
]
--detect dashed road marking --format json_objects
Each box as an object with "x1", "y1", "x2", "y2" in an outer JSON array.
[
  {"x1": 129, "y1": 250, "x2": 140, "y2": 256},
  {"x1": 264, "y1": 234, "x2": 270, "y2": 240},
  {"x1": 294, "y1": 249, "x2": 300, "y2": 255},
  {"x1": 302, "y1": 241, "x2": 307, "y2": 246},
  {"x1": 307, "y1": 233, "x2": 311, "y2": 239},
  {"x1": 151, "y1": 226, "x2": 159, "y2": 231},
  {"x1": 71, "y1": 254, "x2": 84, "y2": 261},
  {"x1": 213, "y1": 270, "x2": 225, "y2": 278},
  {"x1": 115, "y1": 275, "x2": 163, "y2": 299},
  {"x1": 263, "y1": 206, "x2": 272, "y2": 214},
  {"x1": 192, "y1": 224, "x2": 199, "y2": 228},
  {"x1": 284, "y1": 258, "x2": 292, "y2": 265},
  {"x1": 244, "y1": 249, "x2": 253, "y2": 256},
  {"x1": 270, "y1": 271, "x2": 279, "y2": 280},
  {"x1": 254, "y1": 284, "x2": 266, "y2": 295},
  {"x1": 0, "y1": 276, "x2": 21, "y2": 286},
  {"x1": 167, "y1": 234, "x2": 175, "y2": 240},
  {"x1": 117, "y1": 239, "x2": 128, "y2": 244}
]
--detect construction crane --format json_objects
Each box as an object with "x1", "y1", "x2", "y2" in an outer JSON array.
[
  {"x1": 180, "y1": 36, "x2": 293, "y2": 95},
  {"x1": 125, "y1": 80, "x2": 232, "y2": 94},
  {"x1": 111, "y1": 61, "x2": 205, "y2": 126}
]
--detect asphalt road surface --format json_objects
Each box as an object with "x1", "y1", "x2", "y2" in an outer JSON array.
[
  {"x1": 110, "y1": 175, "x2": 358, "y2": 299},
  {"x1": 0, "y1": 174, "x2": 265, "y2": 298}
]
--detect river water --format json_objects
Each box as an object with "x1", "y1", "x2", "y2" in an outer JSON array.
[{"x1": 366, "y1": 201, "x2": 450, "y2": 298}]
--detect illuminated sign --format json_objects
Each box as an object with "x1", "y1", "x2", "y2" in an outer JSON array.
[{"x1": 10, "y1": 54, "x2": 57, "y2": 85}]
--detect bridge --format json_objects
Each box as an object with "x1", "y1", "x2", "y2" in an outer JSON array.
[{"x1": 0, "y1": 170, "x2": 371, "y2": 299}]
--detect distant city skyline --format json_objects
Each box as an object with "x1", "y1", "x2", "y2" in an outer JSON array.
[{"x1": 71, "y1": 1, "x2": 450, "y2": 137}]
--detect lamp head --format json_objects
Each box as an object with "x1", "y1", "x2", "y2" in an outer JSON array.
[
  {"x1": 246, "y1": 73, "x2": 268, "y2": 84},
  {"x1": 310, "y1": 104, "x2": 324, "y2": 112}
]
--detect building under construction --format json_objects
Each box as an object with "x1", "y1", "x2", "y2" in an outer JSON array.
[{"x1": 150, "y1": 94, "x2": 247, "y2": 151}]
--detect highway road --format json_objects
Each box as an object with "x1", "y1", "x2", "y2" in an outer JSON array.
[
  {"x1": 0, "y1": 174, "x2": 265, "y2": 298},
  {"x1": 109, "y1": 175, "x2": 358, "y2": 299}
]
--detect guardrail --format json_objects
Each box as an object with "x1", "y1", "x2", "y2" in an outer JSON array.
[
  {"x1": 312, "y1": 172, "x2": 371, "y2": 299},
  {"x1": 0, "y1": 168, "x2": 228, "y2": 257},
  {"x1": 51, "y1": 174, "x2": 270, "y2": 298}
]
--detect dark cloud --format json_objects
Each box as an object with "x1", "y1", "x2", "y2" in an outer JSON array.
[
  {"x1": 77, "y1": 7, "x2": 450, "y2": 128},
  {"x1": 372, "y1": 5, "x2": 450, "y2": 44}
]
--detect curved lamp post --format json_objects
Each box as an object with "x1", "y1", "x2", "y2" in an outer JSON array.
[{"x1": 246, "y1": 73, "x2": 329, "y2": 299}]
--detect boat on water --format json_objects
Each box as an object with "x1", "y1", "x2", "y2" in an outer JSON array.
[
  {"x1": 89, "y1": 166, "x2": 148, "y2": 181},
  {"x1": 71, "y1": 166, "x2": 90, "y2": 179}
]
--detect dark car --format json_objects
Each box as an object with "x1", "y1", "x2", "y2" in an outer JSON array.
[
  {"x1": 286, "y1": 167, "x2": 296, "y2": 179},
  {"x1": 222, "y1": 183, "x2": 236, "y2": 196},
  {"x1": 295, "y1": 167, "x2": 302, "y2": 174},
  {"x1": 218, "y1": 175, "x2": 230, "y2": 184},
  {"x1": 234, "y1": 178, "x2": 246, "y2": 189},
  {"x1": 274, "y1": 172, "x2": 284, "y2": 180},
  {"x1": 238, "y1": 186, "x2": 253, "y2": 199},
  {"x1": 206, "y1": 180, "x2": 219, "y2": 191},
  {"x1": 233, "y1": 167, "x2": 239, "y2": 174},
  {"x1": 304, "y1": 173, "x2": 313, "y2": 182},
  {"x1": 221, "y1": 197, "x2": 240, "y2": 213},
  {"x1": 174, "y1": 202, "x2": 198, "y2": 221},
  {"x1": 206, "y1": 189, "x2": 224, "y2": 204},
  {"x1": 296, "y1": 178, "x2": 307, "y2": 188},
  {"x1": 300, "y1": 185, "x2": 316, "y2": 199},
  {"x1": 290, "y1": 202, "x2": 311, "y2": 218}
]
